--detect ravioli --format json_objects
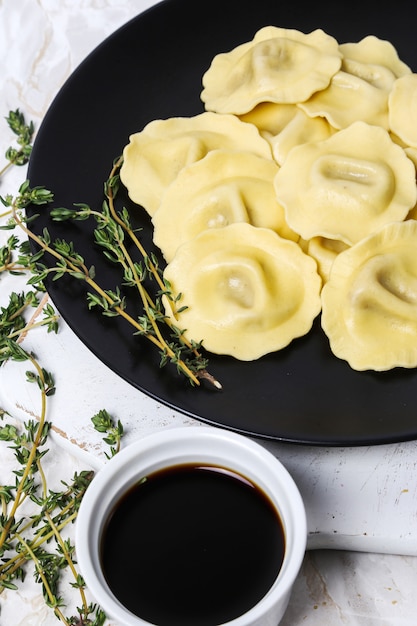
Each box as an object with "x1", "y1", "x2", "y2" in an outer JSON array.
[
  {"x1": 152, "y1": 149, "x2": 298, "y2": 262},
  {"x1": 388, "y1": 74, "x2": 417, "y2": 148},
  {"x1": 307, "y1": 237, "x2": 349, "y2": 284},
  {"x1": 339, "y1": 35, "x2": 411, "y2": 82},
  {"x1": 274, "y1": 121, "x2": 417, "y2": 244},
  {"x1": 201, "y1": 26, "x2": 342, "y2": 114},
  {"x1": 268, "y1": 108, "x2": 334, "y2": 166},
  {"x1": 163, "y1": 223, "x2": 322, "y2": 361},
  {"x1": 119, "y1": 25, "x2": 417, "y2": 371},
  {"x1": 240, "y1": 104, "x2": 333, "y2": 164},
  {"x1": 239, "y1": 101, "x2": 297, "y2": 135},
  {"x1": 299, "y1": 35, "x2": 411, "y2": 129},
  {"x1": 321, "y1": 220, "x2": 417, "y2": 371},
  {"x1": 120, "y1": 112, "x2": 272, "y2": 216}
]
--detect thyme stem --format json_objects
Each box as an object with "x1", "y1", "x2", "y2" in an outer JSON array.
[
  {"x1": 9, "y1": 194, "x2": 205, "y2": 386},
  {"x1": 0, "y1": 162, "x2": 12, "y2": 178},
  {"x1": 0, "y1": 356, "x2": 47, "y2": 548},
  {"x1": 45, "y1": 510, "x2": 90, "y2": 615},
  {"x1": 104, "y1": 157, "x2": 222, "y2": 389},
  {"x1": 1, "y1": 108, "x2": 109, "y2": 625},
  {"x1": 15, "y1": 532, "x2": 69, "y2": 623}
]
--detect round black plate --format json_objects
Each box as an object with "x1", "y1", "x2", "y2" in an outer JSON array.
[{"x1": 27, "y1": 0, "x2": 417, "y2": 445}]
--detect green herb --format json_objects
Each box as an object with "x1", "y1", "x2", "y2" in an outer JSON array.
[
  {"x1": 2, "y1": 158, "x2": 221, "y2": 389},
  {"x1": 0, "y1": 103, "x2": 220, "y2": 624},
  {"x1": 91, "y1": 409, "x2": 124, "y2": 458},
  {"x1": 0, "y1": 109, "x2": 34, "y2": 177},
  {"x1": 0, "y1": 290, "x2": 114, "y2": 623},
  {"x1": 0, "y1": 110, "x2": 115, "y2": 625},
  {"x1": 0, "y1": 348, "x2": 109, "y2": 624}
]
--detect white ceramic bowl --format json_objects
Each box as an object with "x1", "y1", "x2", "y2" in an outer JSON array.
[{"x1": 76, "y1": 426, "x2": 306, "y2": 626}]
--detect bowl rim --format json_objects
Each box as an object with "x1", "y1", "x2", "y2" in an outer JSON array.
[{"x1": 75, "y1": 425, "x2": 307, "y2": 625}]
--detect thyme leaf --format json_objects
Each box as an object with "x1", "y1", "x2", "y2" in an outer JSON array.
[
  {"x1": 0, "y1": 104, "x2": 221, "y2": 625},
  {"x1": 91, "y1": 409, "x2": 124, "y2": 458},
  {"x1": 0, "y1": 109, "x2": 34, "y2": 177},
  {"x1": 14, "y1": 158, "x2": 222, "y2": 388},
  {"x1": 1, "y1": 110, "x2": 114, "y2": 625}
]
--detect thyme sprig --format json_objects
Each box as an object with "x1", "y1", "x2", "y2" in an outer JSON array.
[
  {"x1": 0, "y1": 288, "x2": 110, "y2": 624},
  {"x1": 0, "y1": 110, "x2": 115, "y2": 624},
  {"x1": 0, "y1": 109, "x2": 34, "y2": 178},
  {"x1": 2, "y1": 164, "x2": 221, "y2": 388},
  {"x1": 0, "y1": 105, "x2": 220, "y2": 624},
  {"x1": 0, "y1": 336, "x2": 116, "y2": 624},
  {"x1": 105, "y1": 158, "x2": 220, "y2": 389},
  {"x1": 0, "y1": 351, "x2": 107, "y2": 625},
  {"x1": 52, "y1": 156, "x2": 221, "y2": 388},
  {"x1": 91, "y1": 409, "x2": 123, "y2": 458},
  {"x1": 0, "y1": 290, "x2": 59, "y2": 367}
]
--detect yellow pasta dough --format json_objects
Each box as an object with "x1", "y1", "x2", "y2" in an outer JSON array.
[
  {"x1": 274, "y1": 121, "x2": 417, "y2": 244},
  {"x1": 321, "y1": 220, "x2": 417, "y2": 371},
  {"x1": 340, "y1": 35, "x2": 411, "y2": 78},
  {"x1": 201, "y1": 26, "x2": 342, "y2": 114},
  {"x1": 120, "y1": 112, "x2": 272, "y2": 216},
  {"x1": 163, "y1": 223, "x2": 322, "y2": 361},
  {"x1": 118, "y1": 25, "x2": 417, "y2": 370},
  {"x1": 388, "y1": 74, "x2": 417, "y2": 148},
  {"x1": 299, "y1": 69, "x2": 391, "y2": 129},
  {"x1": 299, "y1": 35, "x2": 411, "y2": 130},
  {"x1": 239, "y1": 102, "x2": 297, "y2": 135},
  {"x1": 240, "y1": 103, "x2": 333, "y2": 164},
  {"x1": 307, "y1": 237, "x2": 349, "y2": 284},
  {"x1": 339, "y1": 35, "x2": 411, "y2": 83},
  {"x1": 152, "y1": 149, "x2": 298, "y2": 262},
  {"x1": 268, "y1": 108, "x2": 334, "y2": 166}
]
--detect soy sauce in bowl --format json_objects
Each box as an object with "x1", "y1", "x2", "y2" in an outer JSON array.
[
  {"x1": 100, "y1": 463, "x2": 285, "y2": 626},
  {"x1": 76, "y1": 427, "x2": 306, "y2": 626}
]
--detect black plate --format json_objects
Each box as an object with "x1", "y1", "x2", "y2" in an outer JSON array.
[{"x1": 27, "y1": 0, "x2": 417, "y2": 446}]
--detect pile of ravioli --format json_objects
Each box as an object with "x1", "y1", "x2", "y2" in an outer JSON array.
[{"x1": 120, "y1": 26, "x2": 417, "y2": 371}]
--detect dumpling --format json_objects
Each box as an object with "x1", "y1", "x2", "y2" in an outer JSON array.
[
  {"x1": 300, "y1": 35, "x2": 411, "y2": 130},
  {"x1": 240, "y1": 103, "x2": 334, "y2": 165},
  {"x1": 239, "y1": 102, "x2": 297, "y2": 135},
  {"x1": 299, "y1": 69, "x2": 391, "y2": 129},
  {"x1": 162, "y1": 223, "x2": 322, "y2": 361},
  {"x1": 388, "y1": 74, "x2": 417, "y2": 149},
  {"x1": 242, "y1": 104, "x2": 335, "y2": 166},
  {"x1": 120, "y1": 112, "x2": 272, "y2": 216},
  {"x1": 152, "y1": 149, "x2": 298, "y2": 262},
  {"x1": 267, "y1": 108, "x2": 334, "y2": 166},
  {"x1": 404, "y1": 146, "x2": 417, "y2": 171},
  {"x1": 274, "y1": 121, "x2": 417, "y2": 245},
  {"x1": 307, "y1": 236, "x2": 349, "y2": 284},
  {"x1": 321, "y1": 220, "x2": 417, "y2": 371},
  {"x1": 201, "y1": 26, "x2": 342, "y2": 114},
  {"x1": 339, "y1": 35, "x2": 411, "y2": 82}
]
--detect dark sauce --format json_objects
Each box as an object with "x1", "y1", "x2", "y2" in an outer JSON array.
[{"x1": 100, "y1": 463, "x2": 285, "y2": 626}]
